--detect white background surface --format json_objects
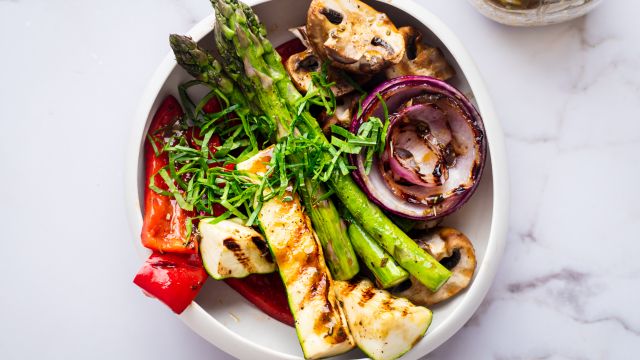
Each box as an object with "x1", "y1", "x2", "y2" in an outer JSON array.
[{"x1": 1, "y1": 0, "x2": 638, "y2": 359}]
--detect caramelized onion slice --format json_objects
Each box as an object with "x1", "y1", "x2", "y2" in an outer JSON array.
[{"x1": 349, "y1": 76, "x2": 486, "y2": 220}]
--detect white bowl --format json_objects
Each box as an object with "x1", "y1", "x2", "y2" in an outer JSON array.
[{"x1": 126, "y1": 0, "x2": 509, "y2": 358}]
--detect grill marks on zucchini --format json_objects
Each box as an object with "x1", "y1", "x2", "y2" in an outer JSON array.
[
  {"x1": 222, "y1": 238, "x2": 253, "y2": 272},
  {"x1": 199, "y1": 220, "x2": 276, "y2": 280},
  {"x1": 293, "y1": 258, "x2": 334, "y2": 324},
  {"x1": 307, "y1": 272, "x2": 350, "y2": 345},
  {"x1": 250, "y1": 235, "x2": 273, "y2": 262},
  {"x1": 357, "y1": 286, "x2": 376, "y2": 307},
  {"x1": 305, "y1": 272, "x2": 327, "y2": 300}
]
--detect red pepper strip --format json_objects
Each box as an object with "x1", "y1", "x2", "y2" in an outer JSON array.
[
  {"x1": 225, "y1": 274, "x2": 294, "y2": 326},
  {"x1": 141, "y1": 95, "x2": 196, "y2": 254},
  {"x1": 134, "y1": 252, "x2": 208, "y2": 314}
]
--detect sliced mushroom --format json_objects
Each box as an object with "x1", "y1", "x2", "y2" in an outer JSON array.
[
  {"x1": 393, "y1": 227, "x2": 476, "y2": 306},
  {"x1": 385, "y1": 26, "x2": 455, "y2": 81},
  {"x1": 320, "y1": 92, "x2": 359, "y2": 134},
  {"x1": 306, "y1": 0, "x2": 405, "y2": 74},
  {"x1": 285, "y1": 48, "x2": 360, "y2": 96}
]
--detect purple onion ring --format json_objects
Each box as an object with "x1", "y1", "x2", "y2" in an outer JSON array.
[{"x1": 348, "y1": 75, "x2": 486, "y2": 220}]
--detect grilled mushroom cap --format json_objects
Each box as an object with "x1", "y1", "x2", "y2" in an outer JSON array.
[
  {"x1": 385, "y1": 26, "x2": 455, "y2": 81},
  {"x1": 306, "y1": 0, "x2": 405, "y2": 74},
  {"x1": 285, "y1": 48, "x2": 359, "y2": 96},
  {"x1": 393, "y1": 227, "x2": 476, "y2": 306}
]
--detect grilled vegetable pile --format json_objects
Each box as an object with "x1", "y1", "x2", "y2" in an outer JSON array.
[{"x1": 133, "y1": 0, "x2": 487, "y2": 358}]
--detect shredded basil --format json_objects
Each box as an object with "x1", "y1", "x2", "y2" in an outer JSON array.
[{"x1": 149, "y1": 65, "x2": 388, "y2": 225}]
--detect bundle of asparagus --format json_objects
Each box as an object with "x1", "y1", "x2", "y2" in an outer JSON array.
[{"x1": 170, "y1": 0, "x2": 451, "y2": 292}]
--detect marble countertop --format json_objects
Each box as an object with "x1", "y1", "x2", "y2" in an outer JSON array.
[{"x1": 1, "y1": 0, "x2": 638, "y2": 359}]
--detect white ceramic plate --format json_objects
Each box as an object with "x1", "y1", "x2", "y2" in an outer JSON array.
[{"x1": 126, "y1": 0, "x2": 509, "y2": 358}]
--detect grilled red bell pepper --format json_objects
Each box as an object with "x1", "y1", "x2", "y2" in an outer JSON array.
[
  {"x1": 138, "y1": 92, "x2": 296, "y2": 322},
  {"x1": 225, "y1": 274, "x2": 294, "y2": 326},
  {"x1": 141, "y1": 95, "x2": 196, "y2": 254},
  {"x1": 134, "y1": 252, "x2": 207, "y2": 313},
  {"x1": 136, "y1": 96, "x2": 207, "y2": 313}
]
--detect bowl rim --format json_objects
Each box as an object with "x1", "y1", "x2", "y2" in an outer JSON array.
[{"x1": 125, "y1": 0, "x2": 509, "y2": 358}]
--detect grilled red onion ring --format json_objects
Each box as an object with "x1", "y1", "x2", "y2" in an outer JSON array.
[{"x1": 349, "y1": 76, "x2": 486, "y2": 220}]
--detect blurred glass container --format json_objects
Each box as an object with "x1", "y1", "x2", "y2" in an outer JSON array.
[{"x1": 468, "y1": 0, "x2": 603, "y2": 26}]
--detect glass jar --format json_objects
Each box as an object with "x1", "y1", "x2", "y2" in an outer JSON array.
[{"x1": 468, "y1": 0, "x2": 603, "y2": 26}]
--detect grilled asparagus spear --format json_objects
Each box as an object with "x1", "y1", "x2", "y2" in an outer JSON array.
[
  {"x1": 343, "y1": 211, "x2": 409, "y2": 289},
  {"x1": 169, "y1": 34, "x2": 258, "y2": 118}
]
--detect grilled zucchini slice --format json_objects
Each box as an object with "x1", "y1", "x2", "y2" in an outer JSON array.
[
  {"x1": 199, "y1": 219, "x2": 275, "y2": 280},
  {"x1": 335, "y1": 278, "x2": 432, "y2": 360},
  {"x1": 237, "y1": 148, "x2": 355, "y2": 359}
]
